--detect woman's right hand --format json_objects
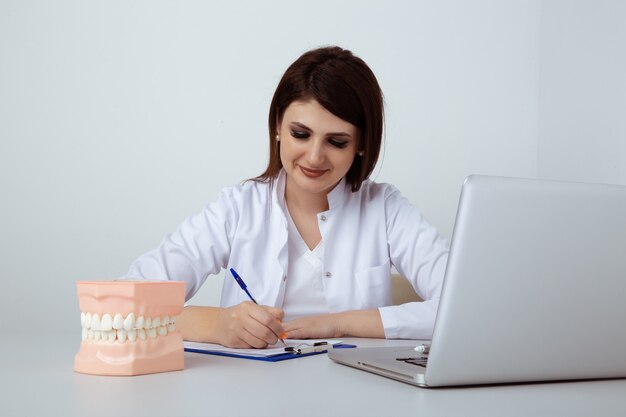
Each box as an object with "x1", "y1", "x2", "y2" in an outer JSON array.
[{"x1": 214, "y1": 301, "x2": 285, "y2": 348}]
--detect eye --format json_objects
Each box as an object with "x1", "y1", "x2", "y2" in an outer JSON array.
[
  {"x1": 290, "y1": 130, "x2": 309, "y2": 139},
  {"x1": 328, "y1": 138, "x2": 348, "y2": 149}
]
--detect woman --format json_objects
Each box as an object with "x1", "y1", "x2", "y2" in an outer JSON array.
[{"x1": 125, "y1": 46, "x2": 449, "y2": 348}]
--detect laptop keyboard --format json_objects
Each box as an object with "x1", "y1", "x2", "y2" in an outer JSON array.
[{"x1": 396, "y1": 357, "x2": 428, "y2": 368}]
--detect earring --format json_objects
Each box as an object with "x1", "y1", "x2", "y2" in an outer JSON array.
[
  {"x1": 357, "y1": 150, "x2": 364, "y2": 156},
  {"x1": 275, "y1": 134, "x2": 281, "y2": 142}
]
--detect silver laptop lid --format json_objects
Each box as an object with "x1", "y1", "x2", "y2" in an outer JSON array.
[{"x1": 425, "y1": 175, "x2": 626, "y2": 386}]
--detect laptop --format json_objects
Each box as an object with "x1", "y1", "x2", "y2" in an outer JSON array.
[{"x1": 329, "y1": 175, "x2": 626, "y2": 387}]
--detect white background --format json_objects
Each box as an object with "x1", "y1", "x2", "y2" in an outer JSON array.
[{"x1": 1, "y1": 0, "x2": 625, "y2": 334}]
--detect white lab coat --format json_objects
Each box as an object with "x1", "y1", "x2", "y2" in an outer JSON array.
[{"x1": 125, "y1": 170, "x2": 449, "y2": 339}]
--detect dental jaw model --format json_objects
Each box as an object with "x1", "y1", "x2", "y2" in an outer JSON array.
[{"x1": 74, "y1": 281, "x2": 186, "y2": 376}]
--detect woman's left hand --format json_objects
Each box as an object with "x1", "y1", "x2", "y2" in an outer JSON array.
[
  {"x1": 283, "y1": 309, "x2": 385, "y2": 340},
  {"x1": 282, "y1": 314, "x2": 343, "y2": 339}
]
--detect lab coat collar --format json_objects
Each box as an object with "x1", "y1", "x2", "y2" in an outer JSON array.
[
  {"x1": 273, "y1": 169, "x2": 348, "y2": 211},
  {"x1": 273, "y1": 169, "x2": 289, "y2": 215},
  {"x1": 326, "y1": 177, "x2": 348, "y2": 210}
]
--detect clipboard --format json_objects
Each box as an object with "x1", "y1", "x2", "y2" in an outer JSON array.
[{"x1": 184, "y1": 340, "x2": 356, "y2": 362}]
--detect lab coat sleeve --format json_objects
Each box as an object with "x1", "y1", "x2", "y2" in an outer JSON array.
[
  {"x1": 378, "y1": 187, "x2": 449, "y2": 339},
  {"x1": 123, "y1": 188, "x2": 238, "y2": 301}
]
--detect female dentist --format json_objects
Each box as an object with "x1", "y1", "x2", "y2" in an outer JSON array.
[{"x1": 124, "y1": 46, "x2": 449, "y2": 348}]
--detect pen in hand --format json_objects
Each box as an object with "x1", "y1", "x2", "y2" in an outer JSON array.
[{"x1": 229, "y1": 268, "x2": 287, "y2": 346}]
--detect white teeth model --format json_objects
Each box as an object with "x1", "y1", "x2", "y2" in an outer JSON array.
[
  {"x1": 113, "y1": 314, "x2": 124, "y2": 330},
  {"x1": 91, "y1": 314, "x2": 100, "y2": 331},
  {"x1": 100, "y1": 314, "x2": 113, "y2": 331},
  {"x1": 117, "y1": 329, "x2": 127, "y2": 343},
  {"x1": 80, "y1": 312, "x2": 177, "y2": 343},
  {"x1": 123, "y1": 313, "x2": 135, "y2": 331}
]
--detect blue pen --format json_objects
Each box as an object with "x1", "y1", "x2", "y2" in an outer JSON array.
[
  {"x1": 229, "y1": 268, "x2": 258, "y2": 303},
  {"x1": 229, "y1": 268, "x2": 287, "y2": 346}
]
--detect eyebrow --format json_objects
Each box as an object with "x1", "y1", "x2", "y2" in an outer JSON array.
[{"x1": 290, "y1": 122, "x2": 352, "y2": 138}]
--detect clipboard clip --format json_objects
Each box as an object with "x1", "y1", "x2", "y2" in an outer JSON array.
[{"x1": 283, "y1": 342, "x2": 329, "y2": 355}]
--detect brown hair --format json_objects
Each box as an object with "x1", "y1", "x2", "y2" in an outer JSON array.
[{"x1": 254, "y1": 46, "x2": 384, "y2": 192}]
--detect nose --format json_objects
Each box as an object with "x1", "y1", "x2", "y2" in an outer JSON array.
[{"x1": 305, "y1": 138, "x2": 325, "y2": 166}]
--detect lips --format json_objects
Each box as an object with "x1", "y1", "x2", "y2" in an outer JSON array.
[{"x1": 299, "y1": 165, "x2": 328, "y2": 178}]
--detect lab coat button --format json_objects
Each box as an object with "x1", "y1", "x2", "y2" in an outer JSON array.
[
  {"x1": 320, "y1": 215, "x2": 327, "y2": 221},
  {"x1": 324, "y1": 272, "x2": 332, "y2": 278},
  {"x1": 282, "y1": 275, "x2": 287, "y2": 282}
]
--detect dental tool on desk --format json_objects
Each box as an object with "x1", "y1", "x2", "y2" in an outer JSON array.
[
  {"x1": 415, "y1": 344, "x2": 430, "y2": 354},
  {"x1": 284, "y1": 342, "x2": 329, "y2": 355}
]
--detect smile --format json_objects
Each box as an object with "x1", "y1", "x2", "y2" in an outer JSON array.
[{"x1": 299, "y1": 166, "x2": 328, "y2": 178}]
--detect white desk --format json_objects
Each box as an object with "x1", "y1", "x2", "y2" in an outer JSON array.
[{"x1": 3, "y1": 333, "x2": 626, "y2": 417}]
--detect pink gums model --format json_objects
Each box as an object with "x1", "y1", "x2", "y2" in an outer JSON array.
[{"x1": 74, "y1": 281, "x2": 186, "y2": 376}]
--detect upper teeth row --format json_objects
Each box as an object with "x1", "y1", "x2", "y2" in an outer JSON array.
[{"x1": 80, "y1": 312, "x2": 177, "y2": 331}]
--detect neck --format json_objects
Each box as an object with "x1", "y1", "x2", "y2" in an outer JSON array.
[{"x1": 284, "y1": 184, "x2": 330, "y2": 214}]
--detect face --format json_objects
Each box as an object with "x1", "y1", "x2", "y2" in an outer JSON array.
[{"x1": 278, "y1": 99, "x2": 359, "y2": 202}]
